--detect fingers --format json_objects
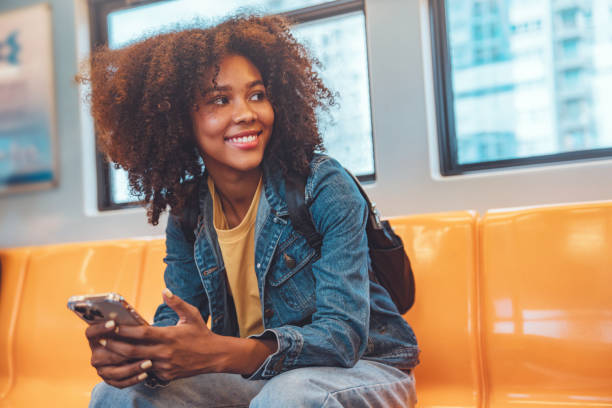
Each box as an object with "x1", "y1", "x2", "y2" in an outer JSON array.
[
  {"x1": 101, "y1": 337, "x2": 164, "y2": 360},
  {"x1": 162, "y1": 288, "x2": 204, "y2": 325},
  {"x1": 86, "y1": 320, "x2": 117, "y2": 341},
  {"x1": 97, "y1": 359, "x2": 153, "y2": 389},
  {"x1": 104, "y1": 373, "x2": 148, "y2": 390},
  {"x1": 91, "y1": 346, "x2": 133, "y2": 367},
  {"x1": 111, "y1": 324, "x2": 167, "y2": 342}
]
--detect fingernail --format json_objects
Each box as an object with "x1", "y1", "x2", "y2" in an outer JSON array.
[
  {"x1": 99, "y1": 339, "x2": 107, "y2": 347},
  {"x1": 162, "y1": 288, "x2": 173, "y2": 298},
  {"x1": 140, "y1": 360, "x2": 153, "y2": 370},
  {"x1": 105, "y1": 320, "x2": 115, "y2": 329},
  {"x1": 138, "y1": 372, "x2": 148, "y2": 381},
  {"x1": 114, "y1": 326, "x2": 120, "y2": 334}
]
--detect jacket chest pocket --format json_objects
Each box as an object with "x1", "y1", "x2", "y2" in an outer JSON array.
[{"x1": 267, "y1": 233, "x2": 318, "y2": 311}]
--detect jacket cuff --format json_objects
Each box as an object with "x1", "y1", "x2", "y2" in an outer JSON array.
[
  {"x1": 243, "y1": 327, "x2": 304, "y2": 380},
  {"x1": 152, "y1": 317, "x2": 177, "y2": 327}
]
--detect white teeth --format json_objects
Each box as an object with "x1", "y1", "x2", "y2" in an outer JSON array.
[{"x1": 229, "y1": 134, "x2": 257, "y2": 143}]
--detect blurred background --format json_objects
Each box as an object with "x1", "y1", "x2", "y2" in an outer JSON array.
[{"x1": 1, "y1": 0, "x2": 611, "y2": 248}]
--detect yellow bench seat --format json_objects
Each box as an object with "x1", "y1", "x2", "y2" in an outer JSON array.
[{"x1": 1, "y1": 204, "x2": 611, "y2": 407}]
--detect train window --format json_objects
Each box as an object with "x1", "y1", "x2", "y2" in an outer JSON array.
[
  {"x1": 89, "y1": 0, "x2": 374, "y2": 209},
  {"x1": 431, "y1": 0, "x2": 612, "y2": 175}
]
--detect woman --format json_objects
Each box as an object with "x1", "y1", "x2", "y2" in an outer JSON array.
[{"x1": 81, "y1": 14, "x2": 419, "y2": 407}]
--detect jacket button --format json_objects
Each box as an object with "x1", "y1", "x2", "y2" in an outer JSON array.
[{"x1": 264, "y1": 308, "x2": 274, "y2": 319}]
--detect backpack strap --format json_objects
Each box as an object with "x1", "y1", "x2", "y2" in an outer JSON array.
[
  {"x1": 285, "y1": 168, "x2": 377, "y2": 251},
  {"x1": 180, "y1": 180, "x2": 201, "y2": 245},
  {"x1": 285, "y1": 172, "x2": 323, "y2": 251},
  {"x1": 341, "y1": 169, "x2": 385, "y2": 232}
]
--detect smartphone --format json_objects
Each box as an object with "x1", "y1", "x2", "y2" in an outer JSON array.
[{"x1": 67, "y1": 292, "x2": 149, "y2": 326}]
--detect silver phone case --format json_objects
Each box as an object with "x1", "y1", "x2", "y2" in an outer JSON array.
[{"x1": 67, "y1": 292, "x2": 149, "y2": 326}]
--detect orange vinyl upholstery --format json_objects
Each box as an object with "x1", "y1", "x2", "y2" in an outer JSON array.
[
  {"x1": 479, "y1": 202, "x2": 612, "y2": 407},
  {"x1": 0, "y1": 241, "x2": 149, "y2": 406},
  {"x1": 0, "y1": 248, "x2": 31, "y2": 400},
  {"x1": 135, "y1": 239, "x2": 167, "y2": 324},
  {"x1": 390, "y1": 212, "x2": 482, "y2": 408},
  {"x1": 0, "y1": 204, "x2": 610, "y2": 407}
]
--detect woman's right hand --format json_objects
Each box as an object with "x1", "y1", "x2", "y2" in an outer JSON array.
[{"x1": 85, "y1": 320, "x2": 153, "y2": 389}]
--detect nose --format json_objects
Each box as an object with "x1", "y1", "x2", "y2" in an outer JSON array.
[{"x1": 233, "y1": 99, "x2": 257, "y2": 123}]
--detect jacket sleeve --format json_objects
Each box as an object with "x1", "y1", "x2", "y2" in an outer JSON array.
[
  {"x1": 153, "y1": 213, "x2": 210, "y2": 327},
  {"x1": 247, "y1": 156, "x2": 370, "y2": 379}
]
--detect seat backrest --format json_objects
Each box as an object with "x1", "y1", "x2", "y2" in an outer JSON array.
[
  {"x1": 480, "y1": 202, "x2": 612, "y2": 406},
  {"x1": 137, "y1": 239, "x2": 212, "y2": 328},
  {"x1": 11, "y1": 240, "x2": 146, "y2": 384},
  {"x1": 136, "y1": 239, "x2": 167, "y2": 324},
  {"x1": 0, "y1": 248, "x2": 31, "y2": 398},
  {"x1": 391, "y1": 211, "x2": 482, "y2": 408}
]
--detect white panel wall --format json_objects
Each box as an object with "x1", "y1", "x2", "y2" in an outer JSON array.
[{"x1": 1, "y1": 0, "x2": 611, "y2": 248}]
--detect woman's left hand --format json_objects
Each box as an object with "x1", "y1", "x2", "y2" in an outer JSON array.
[{"x1": 100, "y1": 289, "x2": 225, "y2": 382}]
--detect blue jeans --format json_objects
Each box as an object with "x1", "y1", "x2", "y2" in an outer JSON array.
[{"x1": 89, "y1": 360, "x2": 417, "y2": 407}]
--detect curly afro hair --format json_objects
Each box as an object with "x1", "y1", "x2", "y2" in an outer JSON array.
[{"x1": 78, "y1": 15, "x2": 334, "y2": 225}]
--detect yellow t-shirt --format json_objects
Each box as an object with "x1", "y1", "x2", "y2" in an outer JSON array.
[{"x1": 208, "y1": 176, "x2": 264, "y2": 338}]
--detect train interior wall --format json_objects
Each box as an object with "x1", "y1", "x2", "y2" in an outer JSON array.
[{"x1": 1, "y1": 0, "x2": 611, "y2": 248}]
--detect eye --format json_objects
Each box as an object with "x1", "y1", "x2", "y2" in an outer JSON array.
[
  {"x1": 211, "y1": 96, "x2": 228, "y2": 105},
  {"x1": 249, "y1": 91, "x2": 266, "y2": 101}
]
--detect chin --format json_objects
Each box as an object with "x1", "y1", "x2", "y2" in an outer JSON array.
[{"x1": 230, "y1": 158, "x2": 264, "y2": 173}]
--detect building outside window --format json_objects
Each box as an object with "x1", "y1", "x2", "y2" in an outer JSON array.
[{"x1": 435, "y1": 0, "x2": 612, "y2": 174}]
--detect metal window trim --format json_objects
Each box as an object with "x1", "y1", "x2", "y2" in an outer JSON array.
[
  {"x1": 281, "y1": 0, "x2": 363, "y2": 24},
  {"x1": 446, "y1": 147, "x2": 612, "y2": 175},
  {"x1": 429, "y1": 0, "x2": 459, "y2": 175}
]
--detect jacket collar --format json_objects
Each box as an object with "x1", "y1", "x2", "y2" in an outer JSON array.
[
  {"x1": 197, "y1": 163, "x2": 288, "y2": 217},
  {"x1": 194, "y1": 162, "x2": 289, "y2": 270},
  {"x1": 261, "y1": 159, "x2": 289, "y2": 218}
]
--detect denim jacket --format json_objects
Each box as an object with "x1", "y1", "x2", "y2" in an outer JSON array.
[{"x1": 153, "y1": 154, "x2": 419, "y2": 380}]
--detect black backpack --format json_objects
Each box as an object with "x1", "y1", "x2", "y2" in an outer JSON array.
[
  {"x1": 180, "y1": 170, "x2": 416, "y2": 314},
  {"x1": 285, "y1": 170, "x2": 415, "y2": 314}
]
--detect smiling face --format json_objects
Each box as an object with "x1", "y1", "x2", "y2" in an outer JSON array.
[{"x1": 191, "y1": 54, "x2": 274, "y2": 179}]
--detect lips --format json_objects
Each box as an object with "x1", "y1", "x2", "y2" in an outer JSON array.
[{"x1": 225, "y1": 130, "x2": 261, "y2": 149}]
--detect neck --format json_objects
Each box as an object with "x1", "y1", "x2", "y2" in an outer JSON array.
[{"x1": 208, "y1": 168, "x2": 262, "y2": 228}]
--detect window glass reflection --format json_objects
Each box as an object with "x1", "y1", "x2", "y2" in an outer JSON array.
[
  {"x1": 108, "y1": 0, "x2": 336, "y2": 48},
  {"x1": 446, "y1": 0, "x2": 612, "y2": 165},
  {"x1": 292, "y1": 12, "x2": 374, "y2": 177}
]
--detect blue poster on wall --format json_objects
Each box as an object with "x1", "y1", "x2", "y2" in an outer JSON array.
[{"x1": 0, "y1": 3, "x2": 57, "y2": 194}]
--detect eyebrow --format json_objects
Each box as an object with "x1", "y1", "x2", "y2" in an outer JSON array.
[{"x1": 202, "y1": 80, "x2": 264, "y2": 95}]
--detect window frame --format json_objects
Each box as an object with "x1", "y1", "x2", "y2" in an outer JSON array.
[
  {"x1": 88, "y1": 0, "x2": 373, "y2": 211},
  {"x1": 430, "y1": 0, "x2": 612, "y2": 176}
]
